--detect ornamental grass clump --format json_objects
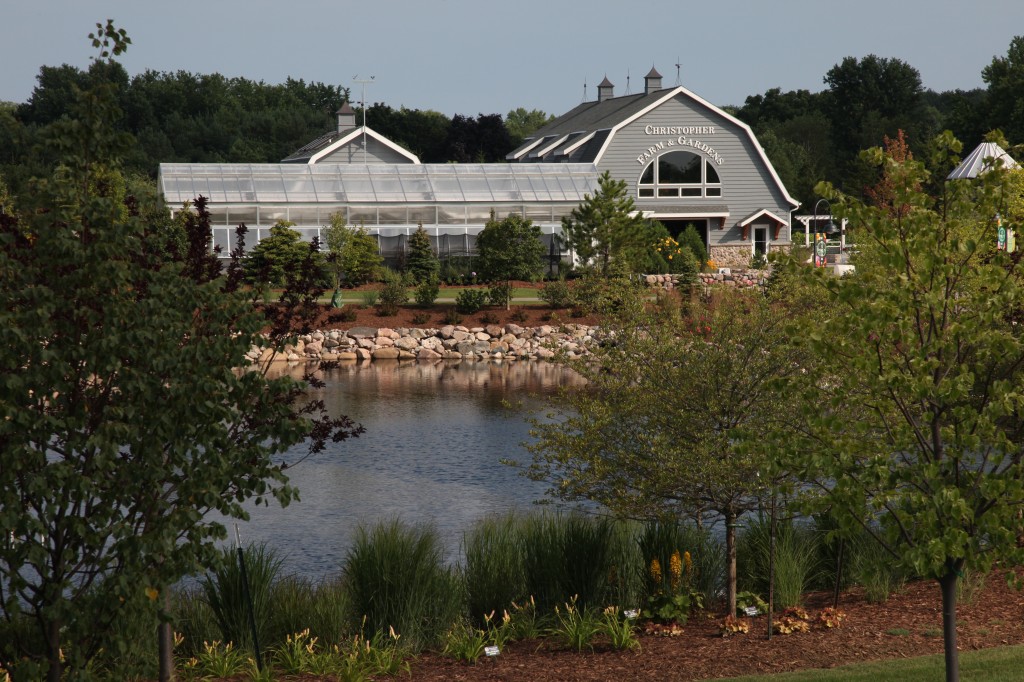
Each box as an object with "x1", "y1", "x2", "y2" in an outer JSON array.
[
  {"x1": 520, "y1": 512, "x2": 619, "y2": 613},
  {"x1": 464, "y1": 514, "x2": 527, "y2": 628},
  {"x1": 343, "y1": 519, "x2": 462, "y2": 651},
  {"x1": 201, "y1": 543, "x2": 282, "y2": 655}
]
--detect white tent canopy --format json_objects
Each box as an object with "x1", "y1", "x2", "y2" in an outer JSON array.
[{"x1": 947, "y1": 141, "x2": 1019, "y2": 180}]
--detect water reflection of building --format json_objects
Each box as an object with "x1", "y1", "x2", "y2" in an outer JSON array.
[{"x1": 158, "y1": 67, "x2": 797, "y2": 269}]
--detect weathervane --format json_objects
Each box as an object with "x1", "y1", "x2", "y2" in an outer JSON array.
[
  {"x1": 353, "y1": 75, "x2": 375, "y2": 164},
  {"x1": 675, "y1": 58, "x2": 682, "y2": 86}
]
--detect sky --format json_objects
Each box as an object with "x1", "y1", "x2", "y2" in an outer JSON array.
[{"x1": 3, "y1": 0, "x2": 1023, "y2": 119}]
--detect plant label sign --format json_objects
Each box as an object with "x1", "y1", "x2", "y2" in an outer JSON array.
[
  {"x1": 484, "y1": 646, "x2": 500, "y2": 657},
  {"x1": 743, "y1": 606, "x2": 760, "y2": 617}
]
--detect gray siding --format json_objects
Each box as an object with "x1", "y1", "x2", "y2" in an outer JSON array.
[{"x1": 595, "y1": 93, "x2": 794, "y2": 247}]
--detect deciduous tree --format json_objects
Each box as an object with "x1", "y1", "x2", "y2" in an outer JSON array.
[
  {"x1": 520, "y1": 289, "x2": 803, "y2": 615},
  {"x1": 0, "y1": 23, "x2": 361, "y2": 680},
  {"x1": 781, "y1": 134, "x2": 1024, "y2": 682},
  {"x1": 476, "y1": 213, "x2": 545, "y2": 308}
]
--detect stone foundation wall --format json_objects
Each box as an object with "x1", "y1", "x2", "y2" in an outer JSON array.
[{"x1": 710, "y1": 244, "x2": 791, "y2": 269}]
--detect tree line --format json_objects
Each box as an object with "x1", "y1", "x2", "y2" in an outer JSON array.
[{"x1": 3, "y1": 36, "x2": 1024, "y2": 208}]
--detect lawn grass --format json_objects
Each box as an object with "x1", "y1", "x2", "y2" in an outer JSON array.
[
  {"x1": 712, "y1": 644, "x2": 1024, "y2": 681},
  {"x1": 324, "y1": 285, "x2": 546, "y2": 304}
]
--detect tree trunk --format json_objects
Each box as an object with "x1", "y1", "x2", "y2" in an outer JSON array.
[
  {"x1": 939, "y1": 564, "x2": 960, "y2": 682},
  {"x1": 725, "y1": 507, "x2": 737, "y2": 617},
  {"x1": 45, "y1": 619, "x2": 62, "y2": 682},
  {"x1": 159, "y1": 591, "x2": 176, "y2": 682}
]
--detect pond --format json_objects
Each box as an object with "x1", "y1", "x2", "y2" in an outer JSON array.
[{"x1": 234, "y1": 360, "x2": 584, "y2": 577}]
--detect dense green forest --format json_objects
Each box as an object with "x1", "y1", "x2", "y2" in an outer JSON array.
[{"x1": 1, "y1": 35, "x2": 1022, "y2": 208}]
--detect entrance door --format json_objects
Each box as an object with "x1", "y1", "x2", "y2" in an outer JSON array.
[{"x1": 753, "y1": 226, "x2": 768, "y2": 257}]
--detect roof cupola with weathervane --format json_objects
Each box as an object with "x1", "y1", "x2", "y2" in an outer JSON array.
[
  {"x1": 644, "y1": 67, "x2": 662, "y2": 95},
  {"x1": 336, "y1": 102, "x2": 357, "y2": 133}
]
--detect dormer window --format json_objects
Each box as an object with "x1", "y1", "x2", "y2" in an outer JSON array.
[{"x1": 638, "y1": 151, "x2": 721, "y2": 198}]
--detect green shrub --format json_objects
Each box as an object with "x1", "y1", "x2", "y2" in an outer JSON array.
[
  {"x1": 455, "y1": 288, "x2": 488, "y2": 314},
  {"x1": 375, "y1": 280, "x2": 409, "y2": 316},
  {"x1": 487, "y1": 281, "x2": 513, "y2": 308},
  {"x1": 539, "y1": 279, "x2": 574, "y2": 309},
  {"x1": 361, "y1": 289, "x2": 379, "y2": 307},
  {"x1": 441, "y1": 307, "x2": 463, "y2": 325},
  {"x1": 343, "y1": 519, "x2": 462, "y2": 651},
  {"x1": 414, "y1": 276, "x2": 440, "y2": 307}
]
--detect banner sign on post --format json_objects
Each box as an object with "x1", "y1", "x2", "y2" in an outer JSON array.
[{"x1": 814, "y1": 233, "x2": 827, "y2": 267}]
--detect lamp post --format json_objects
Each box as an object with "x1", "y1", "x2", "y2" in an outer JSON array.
[{"x1": 811, "y1": 198, "x2": 840, "y2": 267}]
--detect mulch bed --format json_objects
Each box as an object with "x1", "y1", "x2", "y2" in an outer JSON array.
[{"x1": 399, "y1": 570, "x2": 1024, "y2": 681}]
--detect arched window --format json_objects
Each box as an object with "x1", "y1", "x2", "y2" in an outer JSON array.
[{"x1": 638, "y1": 151, "x2": 722, "y2": 198}]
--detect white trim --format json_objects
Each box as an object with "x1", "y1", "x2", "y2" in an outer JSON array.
[
  {"x1": 558, "y1": 131, "x2": 596, "y2": 157},
  {"x1": 530, "y1": 134, "x2": 571, "y2": 159},
  {"x1": 591, "y1": 86, "x2": 799, "y2": 208},
  {"x1": 308, "y1": 126, "x2": 420, "y2": 165},
  {"x1": 739, "y1": 208, "x2": 787, "y2": 227},
  {"x1": 508, "y1": 136, "x2": 547, "y2": 160},
  {"x1": 649, "y1": 209, "x2": 729, "y2": 219}
]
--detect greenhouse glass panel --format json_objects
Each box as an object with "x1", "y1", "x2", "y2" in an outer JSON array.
[
  {"x1": 349, "y1": 207, "x2": 377, "y2": 226},
  {"x1": 438, "y1": 206, "x2": 465, "y2": 224},
  {"x1": 320, "y1": 206, "x2": 347, "y2": 223},
  {"x1": 229, "y1": 207, "x2": 257, "y2": 226},
  {"x1": 293, "y1": 227, "x2": 321, "y2": 243},
  {"x1": 459, "y1": 177, "x2": 493, "y2": 201},
  {"x1": 466, "y1": 205, "x2": 492, "y2": 223},
  {"x1": 212, "y1": 229, "x2": 232, "y2": 254},
  {"x1": 260, "y1": 207, "x2": 288, "y2": 225},
  {"x1": 207, "y1": 207, "x2": 229, "y2": 225},
  {"x1": 488, "y1": 176, "x2": 520, "y2": 201},
  {"x1": 372, "y1": 177, "x2": 406, "y2": 200},
  {"x1": 342, "y1": 177, "x2": 376, "y2": 201},
  {"x1": 408, "y1": 206, "x2": 436, "y2": 225},
  {"x1": 525, "y1": 205, "x2": 553, "y2": 222},
  {"x1": 288, "y1": 207, "x2": 320, "y2": 225},
  {"x1": 377, "y1": 207, "x2": 407, "y2": 224},
  {"x1": 429, "y1": 177, "x2": 463, "y2": 200},
  {"x1": 399, "y1": 174, "x2": 433, "y2": 200}
]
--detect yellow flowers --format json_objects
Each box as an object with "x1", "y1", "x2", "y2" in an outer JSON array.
[
  {"x1": 669, "y1": 550, "x2": 683, "y2": 592},
  {"x1": 145, "y1": 586, "x2": 159, "y2": 601},
  {"x1": 649, "y1": 557, "x2": 663, "y2": 585}
]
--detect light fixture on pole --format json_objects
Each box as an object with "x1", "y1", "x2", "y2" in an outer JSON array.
[{"x1": 811, "y1": 198, "x2": 840, "y2": 268}]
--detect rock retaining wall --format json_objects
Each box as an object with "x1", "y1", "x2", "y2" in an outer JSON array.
[
  {"x1": 645, "y1": 269, "x2": 769, "y2": 289},
  {"x1": 248, "y1": 323, "x2": 600, "y2": 364}
]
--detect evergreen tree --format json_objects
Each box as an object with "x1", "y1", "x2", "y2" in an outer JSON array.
[
  {"x1": 242, "y1": 221, "x2": 324, "y2": 287},
  {"x1": 677, "y1": 223, "x2": 708, "y2": 267},
  {"x1": 561, "y1": 170, "x2": 648, "y2": 273},
  {"x1": 405, "y1": 224, "x2": 440, "y2": 283}
]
